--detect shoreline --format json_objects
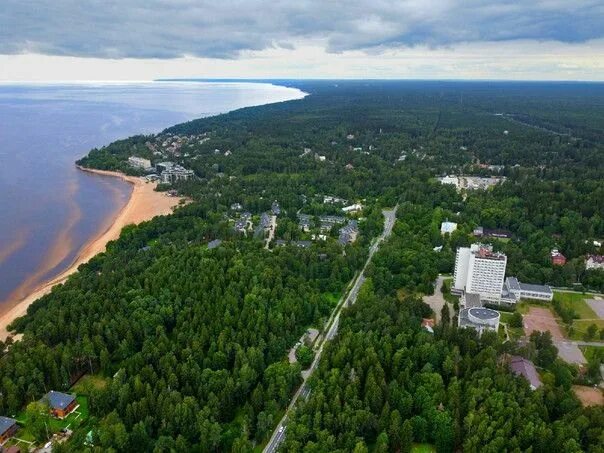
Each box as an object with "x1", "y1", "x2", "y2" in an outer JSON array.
[{"x1": 0, "y1": 166, "x2": 183, "y2": 340}]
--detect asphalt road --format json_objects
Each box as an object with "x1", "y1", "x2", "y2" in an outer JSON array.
[{"x1": 263, "y1": 207, "x2": 397, "y2": 453}]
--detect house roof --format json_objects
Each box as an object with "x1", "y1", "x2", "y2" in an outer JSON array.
[
  {"x1": 45, "y1": 391, "x2": 76, "y2": 410},
  {"x1": 294, "y1": 241, "x2": 312, "y2": 248},
  {"x1": 464, "y1": 292, "x2": 482, "y2": 308},
  {"x1": 208, "y1": 239, "x2": 222, "y2": 249},
  {"x1": 0, "y1": 416, "x2": 16, "y2": 436},
  {"x1": 506, "y1": 276, "x2": 521, "y2": 291},
  {"x1": 518, "y1": 282, "x2": 552, "y2": 295},
  {"x1": 510, "y1": 356, "x2": 542, "y2": 389},
  {"x1": 588, "y1": 255, "x2": 604, "y2": 263}
]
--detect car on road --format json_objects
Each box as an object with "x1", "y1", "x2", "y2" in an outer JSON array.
[{"x1": 278, "y1": 426, "x2": 285, "y2": 433}]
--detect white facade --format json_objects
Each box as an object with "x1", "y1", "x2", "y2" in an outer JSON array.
[
  {"x1": 504, "y1": 277, "x2": 553, "y2": 302},
  {"x1": 453, "y1": 244, "x2": 507, "y2": 302},
  {"x1": 128, "y1": 156, "x2": 152, "y2": 170},
  {"x1": 458, "y1": 307, "x2": 500, "y2": 335},
  {"x1": 586, "y1": 255, "x2": 604, "y2": 270}
]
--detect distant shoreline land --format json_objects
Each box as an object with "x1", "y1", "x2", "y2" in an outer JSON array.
[{"x1": 0, "y1": 166, "x2": 183, "y2": 340}]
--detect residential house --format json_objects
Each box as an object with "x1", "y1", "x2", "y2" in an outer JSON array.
[
  {"x1": 45, "y1": 391, "x2": 78, "y2": 419},
  {"x1": 298, "y1": 214, "x2": 312, "y2": 232},
  {"x1": 339, "y1": 220, "x2": 359, "y2": 245},
  {"x1": 510, "y1": 356, "x2": 542, "y2": 390},
  {"x1": 551, "y1": 249, "x2": 567, "y2": 266},
  {"x1": 208, "y1": 239, "x2": 222, "y2": 250},
  {"x1": 342, "y1": 203, "x2": 363, "y2": 213},
  {"x1": 294, "y1": 240, "x2": 312, "y2": 248},
  {"x1": 473, "y1": 226, "x2": 512, "y2": 239},
  {"x1": 0, "y1": 417, "x2": 17, "y2": 445},
  {"x1": 586, "y1": 255, "x2": 604, "y2": 270}
]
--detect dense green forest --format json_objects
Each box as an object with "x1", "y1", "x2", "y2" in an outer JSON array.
[{"x1": 2, "y1": 81, "x2": 604, "y2": 451}]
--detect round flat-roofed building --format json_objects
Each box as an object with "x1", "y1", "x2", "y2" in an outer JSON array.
[{"x1": 459, "y1": 307, "x2": 500, "y2": 335}]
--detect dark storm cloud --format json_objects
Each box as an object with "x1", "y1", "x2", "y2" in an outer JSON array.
[{"x1": 1, "y1": 0, "x2": 603, "y2": 59}]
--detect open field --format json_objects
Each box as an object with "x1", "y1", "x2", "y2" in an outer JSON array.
[
  {"x1": 523, "y1": 307, "x2": 565, "y2": 340},
  {"x1": 412, "y1": 444, "x2": 436, "y2": 453},
  {"x1": 554, "y1": 291, "x2": 598, "y2": 319},
  {"x1": 552, "y1": 292, "x2": 604, "y2": 341},
  {"x1": 72, "y1": 374, "x2": 109, "y2": 393},
  {"x1": 570, "y1": 320, "x2": 604, "y2": 341},
  {"x1": 573, "y1": 385, "x2": 604, "y2": 407}
]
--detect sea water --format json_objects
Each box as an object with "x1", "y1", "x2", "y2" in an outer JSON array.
[{"x1": 0, "y1": 81, "x2": 305, "y2": 305}]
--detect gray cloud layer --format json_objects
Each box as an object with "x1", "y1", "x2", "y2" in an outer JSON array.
[{"x1": 1, "y1": 0, "x2": 603, "y2": 59}]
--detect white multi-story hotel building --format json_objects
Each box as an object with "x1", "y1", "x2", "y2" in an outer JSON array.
[{"x1": 453, "y1": 243, "x2": 507, "y2": 303}]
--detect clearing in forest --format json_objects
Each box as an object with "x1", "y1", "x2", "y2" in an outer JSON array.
[{"x1": 573, "y1": 385, "x2": 604, "y2": 407}]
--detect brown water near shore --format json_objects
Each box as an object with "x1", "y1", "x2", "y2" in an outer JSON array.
[{"x1": 0, "y1": 167, "x2": 183, "y2": 340}]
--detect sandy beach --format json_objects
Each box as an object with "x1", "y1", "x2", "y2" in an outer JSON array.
[{"x1": 0, "y1": 167, "x2": 183, "y2": 340}]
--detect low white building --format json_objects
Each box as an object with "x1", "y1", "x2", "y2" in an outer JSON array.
[
  {"x1": 128, "y1": 156, "x2": 152, "y2": 170},
  {"x1": 439, "y1": 175, "x2": 459, "y2": 187},
  {"x1": 441, "y1": 221, "x2": 458, "y2": 235},
  {"x1": 342, "y1": 203, "x2": 363, "y2": 213},
  {"x1": 459, "y1": 307, "x2": 500, "y2": 335},
  {"x1": 586, "y1": 255, "x2": 604, "y2": 270},
  {"x1": 504, "y1": 277, "x2": 553, "y2": 302}
]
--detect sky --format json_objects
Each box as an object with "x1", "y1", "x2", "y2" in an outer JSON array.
[{"x1": 1, "y1": 0, "x2": 603, "y2": 81}]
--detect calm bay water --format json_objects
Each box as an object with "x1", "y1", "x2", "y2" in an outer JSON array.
[{"x1": 0, "y1": 81, "x2": 305, "y2": 305}]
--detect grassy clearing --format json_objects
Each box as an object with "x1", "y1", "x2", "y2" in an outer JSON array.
[
  {"x1": 553, "y1": 292, "x2": 598, "y2": 319},
  {"x1": 516, "y1": 300, "x2": 552, "y2": 315},
  {"x1": 498, "y1": 312, "x2": 524, "y2": 340},
  {"x1": 569, "y1": 320, "x2": 604, "y2": 341},
  {"x1": 72, "y1": 374, "x2": 109, "y2": 393},
  {"x1": 581, "y1": 346, "x2": 604, "y2": 364},
  {"x1": 322, "y1": 292, "x2": 342, "y2": 309},
  {"x1": 12, "y1": 395, "x2": 89, "y2": 445},
  {"x1": 552, "y1": 292, "x2": 604, "y2": 340},
  {"x1": 440, "y1": 278, "x2": 459, "y2": 305},
  {"x1": 412, "y1": 444, "x2": 436, "y2": 453}
]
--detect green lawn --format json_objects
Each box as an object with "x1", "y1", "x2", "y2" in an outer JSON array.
[
  {"x1": 581, "y1": 345, "x2": 604, "y2": 363},
  {"x1": 412, "y1": 443, "x2": 436, "y2": 453},
  {"x1": 72, "y1": 374, "x2": 109, "y2": 393},
  {"x1": 516, "y1": 300, "x2": 551, "y2": 315},
  {"x1": 569, "y1": 320, "x2": 604, "y2": 341},
  {"x1": 552, "y1": 292, "x2": 604, "y2": 340},
  {"x1": 323, "y1": 291, "x2": 341, "y2": 307},
  {"x1": 553, "y1": 292, "x2": 598, "y2": 319},
  {"x1": 498, "y1": 312, "x2": 524, "y2": 340},
  {"x1": 13, "y1": 395, "x2": 89, "y2": 445}
]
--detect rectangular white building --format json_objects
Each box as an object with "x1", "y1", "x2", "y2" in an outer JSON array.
[
  {"x1": 504, "y1": 277, "x2": 553, "y2": 302},
  {"x1": 128, "y1": 156, "x2": 152, "y2": 170},
  {"x1": 453, "y1": 244, "x2": 507, "y2": 303}
]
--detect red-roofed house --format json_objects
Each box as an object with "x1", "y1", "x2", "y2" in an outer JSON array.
[{"x1": 551, "y1": 249, "x2": 566, "y2": 266}]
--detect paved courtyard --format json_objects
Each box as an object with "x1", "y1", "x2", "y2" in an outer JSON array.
[
  {"x1": 556, "y1": 341, "x2": 587, "y2": 365},
  {"x1": 587, "y1": 298, "x2": 604, "y2": 319}
]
